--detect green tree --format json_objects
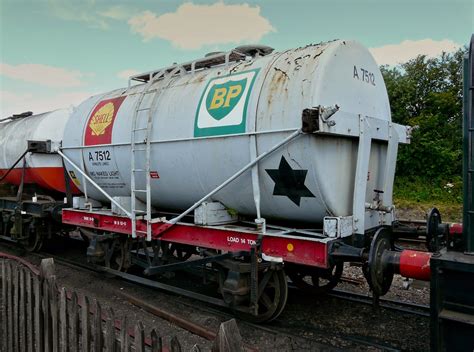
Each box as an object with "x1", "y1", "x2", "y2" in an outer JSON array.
[{"x1": 381, "y1": 48, "x2": 465, "y2": 180}]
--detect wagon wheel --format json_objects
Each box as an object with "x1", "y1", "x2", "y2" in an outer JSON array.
[
  {"x1": 233, "y1": 268, "x2": 288, "y2": 323},
  {"x1": 287, "y1": 262, "x2": 343, "y2": 295},
  {"x1": 104, "y1": 238, "x2": 130, "y2": 271},
  {"x1": 21, "y1": 221, "x2": 44, "y2": 252}
]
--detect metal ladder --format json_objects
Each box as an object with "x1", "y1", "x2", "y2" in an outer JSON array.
[
  {"x1": 130, "y1": 67, "x2": 182, "y2": 240},
  {"x1": 130, "y1": 72, "x2": 162, "y2": 240}
]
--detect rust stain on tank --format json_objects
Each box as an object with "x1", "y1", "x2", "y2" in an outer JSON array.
[{"x1": 267, "y1": 68, "x2": 290, "y2": 107}]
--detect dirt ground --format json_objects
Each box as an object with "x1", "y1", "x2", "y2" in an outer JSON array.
[{"x1": 0, "y1": 240, "x2": 431, "y2": 352}]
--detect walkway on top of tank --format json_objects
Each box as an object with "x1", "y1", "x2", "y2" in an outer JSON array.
[{"x1": 129, "y1": 45, "x2": 275, "y2": 85}]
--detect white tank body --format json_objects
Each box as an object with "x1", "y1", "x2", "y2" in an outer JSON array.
[
  {"x1": 62, "y1": 40, "x2": 392, "y2": 224},
  {"x1": 0, "y1": 109, "x2": 72, "y2": 192}
]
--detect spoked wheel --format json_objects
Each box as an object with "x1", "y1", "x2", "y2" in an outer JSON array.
[
  {"x1": 287, "y1": 262, "x2": 343, "y2": 295},
  {"x1": 233, "y1": 268, "x2": 288, "y2": 323},
  {"x1": 104, "y1": 238, "x2": 130, "y2": 271},
  {"x1": 21, "y1": 222, "x2": 44, "y2": 252}
]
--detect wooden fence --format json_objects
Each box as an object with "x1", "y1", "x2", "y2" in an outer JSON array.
[{"x1": 0, "y1": 257, "x2": 245, "y2": 352}]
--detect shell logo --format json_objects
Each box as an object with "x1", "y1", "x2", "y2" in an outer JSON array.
[
  {"x1": 89, "y1": 103, "x2": 115, "y2": 136},
  {"x1": 84, "y1": 96, "x2": 126, "y2": 146}
]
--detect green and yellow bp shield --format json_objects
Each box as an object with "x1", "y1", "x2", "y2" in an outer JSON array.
[{"x1": 194, "y1": 69, "x2": 259, "y2": 137}]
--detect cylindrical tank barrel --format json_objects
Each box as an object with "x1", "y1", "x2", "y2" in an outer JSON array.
[
  {"x1": 62, "y1": 40, "x2": 392, "y2": 224},
  {"x1": 0, "y1": 109, "x2": 72, "y2": 192}
]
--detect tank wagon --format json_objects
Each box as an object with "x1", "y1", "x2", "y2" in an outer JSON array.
[{"x1": 0, "y1": 39, "x2": 462, "y2": 323}]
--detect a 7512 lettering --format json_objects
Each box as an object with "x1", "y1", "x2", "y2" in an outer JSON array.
[
  {"x1": 88, "y1": 150, "x2": 111, "y2": 162},
  {"x1": 353, "y1": 65, "x2": 376, "y2": 86}
]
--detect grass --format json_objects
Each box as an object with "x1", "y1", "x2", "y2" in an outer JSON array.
[{"x1": 393, "y1": 176, "x2": 463, "y2": 222}]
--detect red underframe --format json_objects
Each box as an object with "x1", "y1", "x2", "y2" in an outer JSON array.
[{"x1": 62, "y1": 209, "x2": 330, "y2": 268}]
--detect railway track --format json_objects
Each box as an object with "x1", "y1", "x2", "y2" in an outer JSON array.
[
  {"x1": 0, "y1": 241, "x2": 429, "y2": 351},
  {"x1": 328, "y1": 289, "x2": 429, "y2": 317}
]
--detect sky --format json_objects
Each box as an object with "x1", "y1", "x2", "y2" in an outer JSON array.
[{"x1": 0, "y1": 0, "x2": 472, "y2": 118}]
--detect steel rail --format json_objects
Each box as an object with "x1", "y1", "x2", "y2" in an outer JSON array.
[
  {"x1": 328, "y1": 288, "x2": 430, "y2": 317},
  {"x1": 176, "y1": 296, "x2": 403, "y2": 351}
]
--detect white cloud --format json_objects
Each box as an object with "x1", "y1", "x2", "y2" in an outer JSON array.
[
  {"x1": 117, "y1": 69, "x2": 141, "y2": 80},
  {"x1": 49, "y1": 0, "x2": 108, "y2": 29},
  {"x1": 99, "y1": 5, "x2": 136, "y2": 20},
  {"x1": 0, "y1": 90, "x2": 94, "y2": 118},
  {"x1": 49, "y1": 1, "x2": 136, "y2": 27},
  {"x1": 370, "y1": 39, "x2": 462, "y2": 66},
  {"x1": 128, "y1": 3, "x2": 275, "y2": 50},
  {"x1": 0, "y1": 63, "x2": 85, "y2": 88}
]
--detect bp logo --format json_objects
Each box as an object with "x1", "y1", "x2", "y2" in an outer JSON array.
[{"x1": 194, "y1": 69, "x2": 259, "y2": 137}]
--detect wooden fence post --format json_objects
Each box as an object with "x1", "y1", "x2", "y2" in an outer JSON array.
[
  {"x1": 40, "y1": 258, "x2": 56, "y2": 352},
  {"x1": 51, "y1": 280, "x2": 59, "y2": 352},
  {"x1": 150, "y1": 329, "x2": 162, "y2": 352},
  {"x1": 34, "y1": 275, "x2": 44, "y2": 352},
  {"x1": 7, "y1": 262, "x2": 13, "y2": 352},
  {"x1": 212, "y1": 319, "x2": 243, "y2": 352},
  {"x1": 70, "y1": 291, "x2": 79, "y2": 352},
  {"x1": 39, "y1": 259, "x2": 55, "y2": 281},
  {"x1": 1, "y1": 260, "x2": 6, "y2": 351},
  {"x1": 19, "y1": 267, "x2": 26, "y2": 352},
  {"x1": 43, "y1": 278, "x2": 51, "y2": 352},
  {"x1": 94, "y1": 300, "x2": 103, "y2": 351},
  {"x1": 13, "y1": 265, "x2": 19, "y2": 352},
  {"x1": 60, "y1": 287, "x2": 68, "y2": 352},
  {"x1": 170, "y1": 336, "x2": 182, "y2": 352},
  {"x1": 121, "y1": 316, "x2": 128, "y2": 352},
  {"x1": 81, "y1": 295, "x2": 91, "y2": 352},
  {"x1": 105, "y1": 307, "x2": 115, "y2": 352},
  {"x1": 135, "y1": 321, "x2": 145, "y2": 352},
  {"x1": 26, "y1": 270, "x2": 34, "y2": 352}
]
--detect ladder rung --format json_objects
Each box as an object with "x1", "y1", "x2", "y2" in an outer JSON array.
[
  {"x1": 132, "y1": 147, "x2": 147, "y2": 151},
  {"x1": 132, "y1": 169, "x2": 145, "y2": 172},
  {"x1": 133, "y1": 127, "x2": 148, "y2": 131},
  {"x1": 133, "y1": 189, "x2": 147, "y2": 193},
  {"x1": 137, "y1": 108, "x2": 151, "y2": 112},
  {"x1": 133, "y1": 210, "x2": 147, "y2": 214}
]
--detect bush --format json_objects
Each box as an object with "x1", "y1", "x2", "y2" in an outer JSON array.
[{"x1": 382, "y1": 49, "x2": 465, "y2": 181}]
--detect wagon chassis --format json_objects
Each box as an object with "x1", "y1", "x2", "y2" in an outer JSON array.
[
  {"x1": 0, "y1": 140, "x2": 69, "y2": 251},
  {"x1": 0, "y1": 106, "x2": 443, "y2": 322}
]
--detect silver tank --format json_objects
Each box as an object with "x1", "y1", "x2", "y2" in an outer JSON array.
[
  {"x1": 62, "y1": 40, "x2": 392, "y2": 223},
  {"x1": 0, "y1": 109, "x2": 72, "y2": 192}
]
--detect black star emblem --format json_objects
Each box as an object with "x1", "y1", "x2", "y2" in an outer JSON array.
[{"x1": 265, "y1": 156, "x2": 315, "y2": 206}]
